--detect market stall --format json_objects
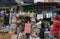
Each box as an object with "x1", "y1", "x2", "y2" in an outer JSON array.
[{"x1": 0, "y1": 0, "x2": 18, "y2": 39}]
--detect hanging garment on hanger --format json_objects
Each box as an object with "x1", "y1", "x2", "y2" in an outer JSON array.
[
  {"x1": 37, "y1": 14, "x2": 43, "y2": 20},
  {"x1": 52, "y1": 13, "x2": 57, "y2": 18},
  {"x1": 0, "y1": 10, "x2": 4, "y2": 15},
  {"x1": 24, "y1": 23, "x2": 31, "y2": 34},
  {"x1": 46, "y1": 13, "x2": 52, "y2": 18}
]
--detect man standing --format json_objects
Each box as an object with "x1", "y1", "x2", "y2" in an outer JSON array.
[{"x1": 49, "y1": 14, "x2": 60, "y2": 39}]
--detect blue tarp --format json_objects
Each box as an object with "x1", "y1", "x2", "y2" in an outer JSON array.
[{"x1": 0, "y1": 0, "x2": 18, "y2": 5}]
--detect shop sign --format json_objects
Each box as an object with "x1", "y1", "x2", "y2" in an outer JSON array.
[
  {"x1": 34, "y1": 0, "x2": 50, "y2": 3},
  {"x1": 0, "y1": 0, "x2": 14, "y2": 2},
  {"x1": 34, "y1": 0, "x2": 44, "y2": 3},
  {"x1": 0, "y1": 0, "x2": 17, "y2": 5},
  {"x1": 34, "y1": 0, "x2": 58, "y2": 3}
]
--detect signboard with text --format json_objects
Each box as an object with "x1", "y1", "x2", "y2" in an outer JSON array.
[
  {"x1": 0, "y1": 0, "x2": 14, "y2": 2},
  {"x1": 0, "y1": 0, "x2": 17, "y2": 5},
  {"x1": 34, "y1": 0, "x2": 58, "y2": 3}
]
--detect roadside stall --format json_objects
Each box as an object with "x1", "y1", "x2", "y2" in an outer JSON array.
[{"x1": 0, "y1": 0, "x2": 18, "y2": 39}]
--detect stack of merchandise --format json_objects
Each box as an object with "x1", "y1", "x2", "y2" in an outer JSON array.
[{"x1": 0, "y1": 33, "x2": 11, "y2": 39}]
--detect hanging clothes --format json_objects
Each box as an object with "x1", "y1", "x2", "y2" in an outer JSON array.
[
  {"x1": 24, "y1": 22, "x2": 31, "y2": 39},
  {"x1": 24, "y1": 23, "x2": 31, "y2": 34}
]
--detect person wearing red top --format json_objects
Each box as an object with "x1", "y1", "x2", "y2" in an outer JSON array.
[{"x1": 49, "y1": 14, "x2": 60, "y2": 39}]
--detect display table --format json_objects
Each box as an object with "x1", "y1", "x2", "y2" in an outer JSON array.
[
  {"x1": 0, "y1": 33, "x2": 11, "y2": 39},
  {"x1": 0, "y1": 33, "x2": 18, "y2": 39}
]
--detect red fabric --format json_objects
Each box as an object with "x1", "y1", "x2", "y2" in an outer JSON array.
[
  {"x1": 50, "y1": 19, "x2": 60, "y2": 38},
  {"x1": 24, "y1": 23, "x2": 31, "y2": 34}
]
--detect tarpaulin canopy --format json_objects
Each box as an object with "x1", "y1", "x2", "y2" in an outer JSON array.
[{"x1": 0, "y1": 0, "x2": 18, "y2": 5}]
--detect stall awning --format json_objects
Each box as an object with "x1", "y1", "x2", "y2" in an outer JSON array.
[{"x1": 0, "y1": 0, "x2": 18, "y2": 5}]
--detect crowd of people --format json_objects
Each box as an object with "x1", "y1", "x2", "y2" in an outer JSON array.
[
  {"x1": 17, "y1": 11, "x2": 60, "y2": 39},
  {"x1": 0, "y1": 9, "x2": 60, "y2": 39},
  {"x1": 49, "y1": 13, "x2": 60, "y2": 39},
  {"x1": 16, "y1": 11, "x2": 51, "y2": 39}
]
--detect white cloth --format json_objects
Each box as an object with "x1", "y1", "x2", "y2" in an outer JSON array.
[
  {"x1": 46, "y1": 13, "x2": 52, "y2": 18},
  {"x1": 36, "y1": 21, "x2": 42, "y2": 28},
  {"x1": 37, "y1": 14, "x2": 43, "y2": 19}
]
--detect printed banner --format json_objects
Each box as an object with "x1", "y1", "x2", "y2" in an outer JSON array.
[
  {"x1": 34, "y1": 0, "x2": 57, "y2": 3},
  {"x1": 34, "y1": 0, "x2": 44, "y2": 3}
]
